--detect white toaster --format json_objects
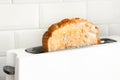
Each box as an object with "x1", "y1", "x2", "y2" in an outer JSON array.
[{"x1": 3, "y1": 36, "x2": 120, "y2": 80}]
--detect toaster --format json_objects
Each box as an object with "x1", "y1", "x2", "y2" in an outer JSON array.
[{"x1": 3, "y1": 36, "x2": 120, "y2": 80}]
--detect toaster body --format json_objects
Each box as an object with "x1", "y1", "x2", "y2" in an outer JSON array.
[{"x1": 4, "y1": 36, "x2": 120, "y2": 80}]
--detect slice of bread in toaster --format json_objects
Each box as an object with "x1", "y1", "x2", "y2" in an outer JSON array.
[{"x1": 42, "y1": 18, "x2": 101, "y2": 52}]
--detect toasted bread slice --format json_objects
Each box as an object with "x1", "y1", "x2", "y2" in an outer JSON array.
[{"x1": 42, "y1": 18, "x2": 101, "y2": 52}]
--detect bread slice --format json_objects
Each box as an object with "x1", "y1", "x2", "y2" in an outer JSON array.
[{"x1": 42, "y1": 18, "x2": 101, "y2": 52}]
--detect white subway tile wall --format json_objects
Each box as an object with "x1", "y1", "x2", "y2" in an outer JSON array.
[
  {"x1": 0, "y1": 0, "x2": 10, "y2": 3},
  {"x1": 0, "y1": 4, "x2": 39, "y2": 30},
  {"x1": 14, "y1": 29, "x2": 47, "y2": 48},
  {"x1": 88, "y1": 1, "x2": 120, "y2": 24},
  {"x1": 63, "y1": 0, "x2": 112, "y2": 2},
  {"x1": 63, "y1": 0, "x2": 85, "y2": 1},
  {"x1": 39, "y1": 2, "x2": 87, "y2": 28},
  {"x1": 13, "y1": 0, "x2": 62, "y2": 3},
  {"x1": 109, "y1": 24, "x2": 120, "y2": 36},
  {"x1": 0, "y1": 0, "x2": 120, "y2": 80},
  {"x1": 0, "y1": 31, "x2": 14, "y2": 56}
]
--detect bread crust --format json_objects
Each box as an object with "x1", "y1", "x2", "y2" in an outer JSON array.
[{"x1": 42, "y1": 18, "x2": 101, "y2": 52}]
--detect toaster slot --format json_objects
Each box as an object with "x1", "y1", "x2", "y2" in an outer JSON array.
[
  {"x1": 25, "y1": 46, "x2": 45, "y2": 54},
  {"x1": 25, "y1": 38, "x2": 117, "y2": 54},
  {"x1": 100, "y1": 38, "x2": 117, "y2": 44}
]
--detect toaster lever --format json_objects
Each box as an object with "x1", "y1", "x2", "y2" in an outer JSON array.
[{"x1": 3, "y1": 66, "x2": 15, "y2": 75}]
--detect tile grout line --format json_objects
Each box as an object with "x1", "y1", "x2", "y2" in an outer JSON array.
[
  {"x1": 0, "y1": 55, "x2": 6, "y2": 57},
  {"x1": 10, "y1": 0, "x2": 13, "y2": 4},
  {"x1": 38, "y1": 3, "x2": 41, "y2": 29},
  {"x1": 86, "y1": 0, "x2": 88, "y2": 19}
]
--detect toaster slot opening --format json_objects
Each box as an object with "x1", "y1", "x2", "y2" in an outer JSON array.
[
  {"x1": 25, "y1": 46, "x2": 45, "y2": 54},
  {"x1": 25, "y1": 38, "x2": 117, "y2": 54},
  {"x1": 100, "y1": 38, "x2": 117, "y2": 44}
]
